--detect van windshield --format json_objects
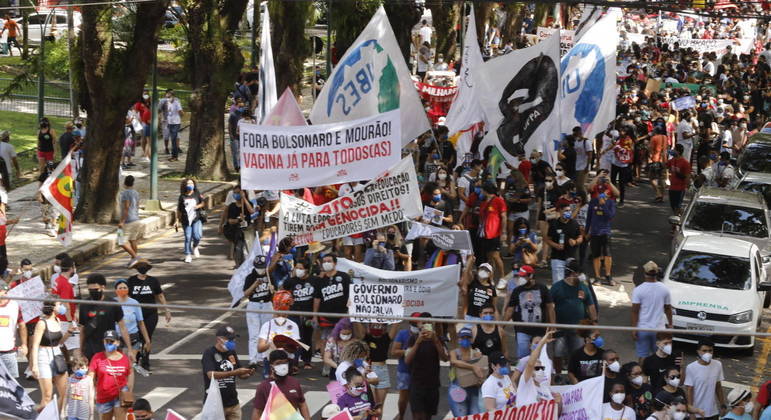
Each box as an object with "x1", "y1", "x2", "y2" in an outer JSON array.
[
  {"x1": 669, "y1": 250, "x2": 751, "y2": 290},
  {"x1": 685, "y1": 202, "x2": 768, "y2": 238}
]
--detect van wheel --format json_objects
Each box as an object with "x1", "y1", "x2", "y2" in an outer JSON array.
[{"x1": 740, "y1": 343, "x2": 755, "y2": 357}]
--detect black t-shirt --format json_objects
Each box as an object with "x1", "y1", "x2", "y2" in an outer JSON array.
[
  {"x1": 283, "y1": 275, "x2": 317, "y2": 312},
  {"x1": 78, "y1": 300, "x2": 124, "y2": 357},
  {"x1": 313, "y1": 271, "x2": 351, "y2": 314},
  {"x1": 406, "y1": 335, "x2": 442, "y2": 388},
  {"x1": 364, "y1": 333, "x2": 391, "y2": 363},
  {"x1": 504, "y1": 180, "x2": 530, "y2": 213},
  {"x1": 630, "y1": 383, "x2": 654, "y2": 420},
  {"x1": 201, "y1": 346, "x2": 241, "y2": 408},
  {"x1": 548, "y1": 218, "x2": 580, "y2": 260},
  {"x1": 227, "y1": 203, "x2": 245, "y2": 222},
  {"x1": 642, "y1": 353, "x2": 679, "y2": 394},
  {"x1": 59, "y1": 132, "x2": 74, "y2": 157},
  {"x1": 126, "y1": 275, "x2": 163, "y2": 317},
  {"x1": 561, "y1": 144, "x2": 577, "y2": 179},
  {"x1": 465, "y1": 280, "x2": 496, "y2": 318},
  {"x1": 243, "y1": 270, "x2": 274, "y2": 303},
  {"x1": 567, "y1": 347, "x2": 603, "y2": 382},
  {"x1": 507, "y1": 283, "x2": 552, "y2": 336},
  {"x1": 531, "y1": 160, "x2": 552, "y2": 185}
]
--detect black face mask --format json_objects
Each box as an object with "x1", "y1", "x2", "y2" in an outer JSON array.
[
  {"x1": 89, "y1": 289, "x2": 103, "y2": 300},
  {"x1": 136, "y1": 267, "x2": 150, "y2": 275},
  {"x1": 42, "y1": 305, "x2": 54, "y2": 316},
  {"x1": 387, "y1": 233, "x2": 396, "y2": 241}
]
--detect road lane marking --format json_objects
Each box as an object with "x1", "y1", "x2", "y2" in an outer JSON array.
[
  {"x1": 143, "y1": 387, "x2": 187, "y2": 411},
  {"x1": 305, "y1": 391, "x2": 331, "y2": 417},
  {"x1": 593, "y1": 284, "x2": 631, "y2": 308},
  {"x1": 151, "y1": 353, "x2": 450, "y2": 367},
  {"x1": 156, "y1": 309, "x2": 235, "y2": 356},
  {"x1": 382, "y1": 392, "x2": 399, "y2": 420}
]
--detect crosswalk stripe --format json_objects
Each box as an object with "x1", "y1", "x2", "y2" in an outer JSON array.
[
  {"x1": 142, "y1": 387, "x2": 186, "y2": 412},
  {"x1": 381, "y1": 392, "x2": 399, "y2": 420},
  {"x1": 305, "y1": 390, "x2": 331, "y2": 417},
  {"x1": 191, "y1": 389, "x2": 254, "y2": 420},
  {"x1": 152, "y1": 353, "x2": 450, "y2": 367}
]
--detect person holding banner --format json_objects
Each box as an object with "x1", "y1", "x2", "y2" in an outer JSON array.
[{"x1": 517, "y1": 329, "x2": 558, "y2": 406}]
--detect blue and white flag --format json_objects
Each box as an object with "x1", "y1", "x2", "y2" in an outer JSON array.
[{"x1": 310, "y1": 6, "x2": 429, "y2": 145}]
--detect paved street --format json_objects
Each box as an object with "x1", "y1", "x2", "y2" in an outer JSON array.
[{"x1": 16, "y1": 183, "x2": 771, "y2": 420}]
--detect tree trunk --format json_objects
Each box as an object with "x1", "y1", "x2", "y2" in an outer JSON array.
[
  {"x1": 76, "y1": 0, "x2": 168, "y2": 223},
  {"x1": 269, "y1": 0, "x2": 313, "y2": 93},
  {"x1": 473, "y1": 1, "x2": 494, "y2": 45},
  {"x1": 20, "y1": 7, "x2": 28, "y2": 60},
  {"x1": 182, "y1": 0, "x2": 248, "y2": 180},
  {"x1": 500, "y1": 3, "x2": 525, "y2": 46},
  {"x1": 426, "y1": 0, "x2": 459, "y2": 61},
  {"x1": 330, "y1": 0, "x2": 380, "y2": 60},
  {"x1": 382, "y1": 0, "x2": 421, "y2": 66},
  {"x1": 534, "y1": 3, "x2": 550, "y2": 27}
]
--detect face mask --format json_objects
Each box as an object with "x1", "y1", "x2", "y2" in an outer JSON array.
[
  {"x1": 438, "y1": 173, "x2": 447, "y2": 180},
  {"x1": 142, "y1": 94, "x2": 149, "y2": 100},
  {"x1": 709, "y1": 153, "x2": 718, "y2": 160},
  {"x1": 555, "y1": 170, "x2": 564, "y2": 176},
  {"x1": 517, "y1": 277, "x2": 528, "y2": 287},
  {"x1": 700, "y1": 352, "x2": 712, "y2": 363},
  {"x1": 339, "y1": 333, "x2": 352, "y2": 341},
  {"x1": 534, "y1": 370, "x2": 548, "y2": 382},
  {"x1": 671, "y1": 412, "x2": 687, "y2": 420},
  {"x1": 89, "y1": 289, "x2": 103, "y2": 300},
  {"x1": 53, "y1": 265, "x2": 61, "y2": 273},
  {"x1": 578, "y1": 273, "x2": 587, "y2": 283},
  {"x1": 233, "y1": 193, "x2": 241, "y2": 201},
  {"x1": 225, "y1": 340, "x2": 236, "y2": 351},
  {"x1": 186, "y1": 185, "x2": 194, "y2": 192},
  {"x1": 667, "y1": 377, "x2": 680, "y2": 387},
  {"x1": 116, "y1": 289, "x2": 129, "y2": 298},
  {"x1": 56, "y1": 305, "x2": 67, "y2": 316},
  {"x1": 518, "y1": 228, "x2": 527, "y2": 236},
  {"x1": 255, "y1": 268, "x2": 266, "y2": 275},
  {"x1": 432, "y1": 153, "x2": 440, "y2": 160},
  {"x1": 608, "y1": 361, "x2": 621, "y2": 373},
  {"x1": 432, "y1": 194, "x2": 442, "y2": 202},
  {"x1": 354, "y1": 358, "x2": 365, "y2": 368},
  {"x1": 410, "y1": 326, "x2": 420, "y2": 334},
  {"x1": 322, "y1": 262, "x2": 335, "y2": 272},
  {"x1": 459, "y1": 338, "x2": 471, "y2": 348},
  {"x1": 593, "y1": 336, "x2": 605, "y2": 348},
  {"x1": 498, "y1": 366, "x2": 510, "y2": 376},
  {"x1": 295, "y1": 269, "x2": 306, "y2": 278},
  {"x1": 530, "y1": 157, "x2": 538, "y2": 163},
  {"x1": 661, "y1": 343, "x2": 672, "y2": 355},
  {"x1": 350, "y1": 385, "x2": 366, "y2": 396},
  {"x1": 630, "y1": 375, "x2": 644, "y2": 386},
  {"x1": 562, "y1": 211, "x2": 572, "y2": 220},
  {"x1": 387, "y1": 233, "x2": 396, "y2": 241},
  {"x1": 478, "y1": 270, "x2": 490, "y2": 280},
  {"x1": 611, "y1": 393, "x2": 626, "y2": 405},
  {"x1": 482, "y1": 314, "x2": 494, "y2": 321},
  {"x1": 545, "y1": 181, "x2": 553, "y2": 188},
  {"x1": 273, "y1": 363, "x2": 289, "y2": 377},
  {"x1": 274, "y1": 317, "x2": 287, "y2": 325},
  {"x1": 744, "y1": 402, "x2": 754, "y2": 413},
  {"x1": 23, "y1": 270, "x2": 32, "y2": 278},
  {"x1": 104, "y1": 342, "x2": 118, "y2": 353},
  {"x1": 74, "y1": 368, "x2": 87, "y2": 378},
  {"x1": 42, "y1": 306, "x2": 54, "y2": 316}
]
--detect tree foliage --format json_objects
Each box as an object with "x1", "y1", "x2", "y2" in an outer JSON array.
[
  {"x1": 269, "y1": 0, "x2": 314, "y2": 94},
  {"x1": 382, "y1": 0, "x2": 421, "y2": 65},
  {"x1": 426, "y1": 0, "x2": 460, "y2": 61},
  {"x1": 330, "y1": 0, "x2": 381, "y2": 58}
]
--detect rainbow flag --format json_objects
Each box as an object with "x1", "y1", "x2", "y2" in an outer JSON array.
[
  {"x1": 260, "y1": 382, "x2": 304, "y2": 420},
  {"x1": 39, "y1": 152, "x2": 77, "y2": 245}
]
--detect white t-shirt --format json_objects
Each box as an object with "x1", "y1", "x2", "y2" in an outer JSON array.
[
  {"x1": 601, "y1": 403, "x2": 635, "y2": 420},
  {"x1": 0, "y1": 142, "x2": 16, "y2": 178},
  {"x1": 516, "y1": 375, "x2": 553, "y2": 406},
  {"x1": 481, "y1": 374, "x2": 516, "y2": 410},
  {"x1": 676, "y1": 120, "x2": 694, "y2": 145},
  {"x1": 631, "y1": 281, "x2": 671, "y2": 329},
  {"x1": 684, "y1": 360, "x2": 725, "y2": 418},
  {"x1": 419, "y1": 26, "x2": 433, "y2": 44},
  {"x1": 165, "y1": 98, "x2": 182, "y2": 125},
  {"x1": 257, "y1": 318, "x2": 300, "y2": 358},
  {"x1": 574, "y1": 137, "x2": 594, "y2": 172},
  {"x1": 457, "y1": 175, "x2": 473, "y2": 212},
  {"x1": 0, "y1": 300, "x2": 19, "y2": 351}
]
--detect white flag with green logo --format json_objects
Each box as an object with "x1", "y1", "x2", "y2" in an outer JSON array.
[{"x1": 310, "y1": 6, "x2": 429, "y2": 146}]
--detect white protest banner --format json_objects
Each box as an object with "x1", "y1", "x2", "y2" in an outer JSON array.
[
  {"x1": 560, "y1": 15, "x2": 617, "y2": 161},
  {"x1": 310, "y1": 6, "x2": 430, "y2": 146},
  {"x1": 337, "y1": 258, "x2": 459, "y2": 317},
  {"x1": 478, "y1": 32, "x2": 561, "y2": 165},
  {"x1": 536, "y1": 27, "x2": 575, "y2": 55},
  {"x1": 349, "y1": 283, "x2": 404, "y2": 323},
  {"x1": 450, "y1": 399, "x2": 557, "y2": 420},
  {"x1": 7, "y1": 276, "x2": 45, "y2": 322},
  {"x1": 405, "y1": 221, "x2": 473, "y2": 251},
  {"x1": 228, "y1": 237, "x2": 264, "y2": 308},
  {"x1": 672, "y1": 96, "x2": 696, "y2": 111},
  {"x1": 551, "y1": 376, "x2": 604, "y2": 420},
  {"x1": 240, "y1": 109, "x2": 400, "y2": 190},
  {"x1": 278, "y1": 156, "x2": 422, "y2": 246},
  {"x1": 658, "y1": 37, "x2": 741, "y2": 56},
  {"x1": 625, "y1": 32, "x2": 649, "y2": 45},
  {"x1": 660, "y1": 19, "x2": 679, "y2": 33}
]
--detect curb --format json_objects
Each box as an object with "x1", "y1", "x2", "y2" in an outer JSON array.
[{"x1": 36, "y1": 180, "x2": 234, "y2": 280}]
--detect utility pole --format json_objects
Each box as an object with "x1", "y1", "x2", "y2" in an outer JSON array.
[{"x1": 67, "y1": 0, "x2": 77, "y2": 118}]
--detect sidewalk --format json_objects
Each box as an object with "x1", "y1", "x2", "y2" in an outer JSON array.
[{"x1": 5, "y1": 134, "x2": 235, "y2": 278}]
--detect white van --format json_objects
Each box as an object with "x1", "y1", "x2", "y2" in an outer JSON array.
[{"x1": 663, "y1": 235, "x2": 771, "y2": 351}]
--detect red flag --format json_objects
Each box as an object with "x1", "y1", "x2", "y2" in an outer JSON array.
[
  {"x1": 164, "y1": 409, "x2": 187, "y2": 420},
  {"x1": 39, "y1": 152, "x2": 77, "y2": 245}
]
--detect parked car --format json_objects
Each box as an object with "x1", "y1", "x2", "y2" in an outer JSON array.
[
  {"x1": 664, "y1": 235, "x2": 771, "y2": 351},
  {"x1": 10, "y1": 10, "x2": 81, "y2": 45},
  {"x1": 737, "y1": 132, "x2": 771, "y2": 176},
  {"x1": 734, "y1": 171, "x2": 771, "y2": 207}
]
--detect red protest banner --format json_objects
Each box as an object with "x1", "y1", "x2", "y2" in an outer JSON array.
[{"x1": 451, "y1": 400, "x2": 558, "y2": 420}]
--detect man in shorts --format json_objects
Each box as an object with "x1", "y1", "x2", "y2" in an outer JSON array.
[
  {"x1": 1, "y1": 14, "x2": 21, "y2": 56},
  {"x1": 119, "y1": 175, "x2": 142, "y2": 268},
  {"x1": 648, "y1": 126, "x2": 668, "y2": 202}
]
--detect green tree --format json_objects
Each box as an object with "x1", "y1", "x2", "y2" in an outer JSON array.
[
  {"x1": 330, "y1": 0, "x2": 380, "y2": 58},
  {"x1": 180, "y1": 0, "x2": 249, "y2": 180},
  {"x1": 473, "y1": 1, "x2": 495, "y2": 44},
  {"x1": 269, "y1": 0, "x2": 315, "y2": 93},
  {"x1": 76, "y1": 0, "x2": 168, "y2": 223},
  {"x1": 426, "y1": 0, "x2": 460, "y2": 61},
  {"x1": 500, "y1": 3, "x2": 525, "y2": 46},
  {"x1": 382, "y1": 0, "x2": 421, "y2": 64}
]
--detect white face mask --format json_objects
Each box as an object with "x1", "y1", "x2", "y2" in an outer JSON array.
[
  {"x1": 410, "y1": 326, "x2": 420, "y2": 334},
  {"x1": 53, "y1": 265, "x2": 61, "y2": 273},
  {"x1": 438, "y1": 173, "x2": 447, "y2": 180},
  {"x1": 322, "y1": 262, "x2": 335, "y2": 272},
  {"x1": 555, "y1": 169, "x2": 564, "y2": 176},
  {"x1": 294, "y1": 269, "x2": 306, "y2": 278},
  {"x1": 23, "y1": 270, "x2": 32, "y2": 278},
  {"x1": 578, "y1": 273, "x2": 587, "y2": 283},
  {"x1": 517, "y1": 277, "x2": 528, "y2": 287},
  {"x1": 274, "y1": 317, "x2": 287, "y2": 325},
  {"x1": 608, "y1": 361, "x2": 621, "y2": 373},
  {"x1": 256, "y1": 268, "x2": 266, "y2": 275},
  {"x1": 671, "y1": 411, "x2": 687, "y2": 420},
  {"x1": 142, "y1": 94, "x2": 150, "y2": 100},
  {"x1": 660, "y1": 343, "x2": 672, "y2": 355},
  {"x1": 339, "y1": 333, "x2": 352, "y2": 341},
  {"x1": 630, "y1": 375, "x2": 644, "y2": 386},
  {"x1": 744, "y1": 402, "x2": 754, "y2": 413},
  {"x1": 273, "y1": 363, "x2": 289, "y2": 377},
  {"x1": 478, "y1": 270, "x2": 490, "y2": 280},
  {"x1": 534, "y1": 370, "x2": 548, "y2": 383},
  {"x1": 667, "y1": 377, "x2": 680, "y2": 387},
  {"x1": 611, "y1": 393, "x2": 626, "y2": 405},
  {"x1": 700, "y1": 352, "x2": 713, "y2": 363}
]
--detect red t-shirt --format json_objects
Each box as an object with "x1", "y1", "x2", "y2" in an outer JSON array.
[
  {"x1": 253, "y1": 377, "x2": 305, "y2": 411},
  {"x1": 90, "y1": 352, "x2": 131, "y2": 403},
  {"x1": 52, "y1": 275, "x2": 75, "y2": 321},
  {"x1": 667, "y1": 157, "x2": 691, "y2": 191},
  {"x1": 479, "y1": 196, "x2": 507, "y2": 239},
  {"x1": 518, "y1": 160, "x2": 532, "y2": 183},
  {"x1": 590, "y1": 183, "x2": 616, "y2": 200}
]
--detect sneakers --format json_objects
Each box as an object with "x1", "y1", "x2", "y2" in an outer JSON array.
[
  {"x1": 127, "y1": 257, "x2": 138, "y2": 268},
  {"x1": 606, "y1": 275, "x2": 617, "y2": 287},
  {"x1": 193, "y1": 246, "x2": 200, "y2": 258},
  {"x1": 133, "y1": 364, "x2": 151, "y2": 377},
  {"x1": 184, "y1": 254, "x2": 192, "y2": 263}
]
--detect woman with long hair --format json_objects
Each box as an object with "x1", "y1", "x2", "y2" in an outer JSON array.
[
  {"x1": 29, "y1": 294, "x2": 70, "y2": 412},
  {"x1": 175, "y1": 178, "x2": 205, "y2": 263}
]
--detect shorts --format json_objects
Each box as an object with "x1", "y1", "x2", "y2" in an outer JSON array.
[
  {"x1": 479, "y1": 236, "x2": 501, "y2": 254},
  {"x1": 342, "y1": 236, "x2": 364, "y2": 246},
  {"x1": 123, "y1": 221, "x2": 142, "y2": 241},
  {"x1": 396, "y1": 371, "x2": 411, "y2": 390},
  {"x1": 410, "y1": 384, "x2": 439, "y2": 415},
  {"x1": 553, "y1": 331, "x2": 583, "y2": 358},
  {"x1": 635, "y1": 331, "x2": 657, "y2": 358},
  {"x1": 95, "y1": 398, "x2": 121, "y2": 414},
  {"x1": 0, "y1": 351, "x2": 18, "y2": 378},
  {"x1": 371, "y1": 363, "x2": 391, "y2": 389},
  {"x1": 590, "y1": 235, "x2": 611, "y2": 258},
  {"x1": 143, "y1": 123, "x2": 151, "y2": 137},
  {"x1": 669, "y1": 189, "x2": 685, "y2": 212},
  {"x1": 37, "y1": 150, "x2": 54, "y2": 161},
  {"x1": 648, "y1": 162, "x2": 664, "y2": 180},
  {"x1": 36, "y1": 346, "x2": 62, "y2": 379}
]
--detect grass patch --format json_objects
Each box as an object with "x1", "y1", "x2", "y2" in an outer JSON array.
[{"x1": 0, "y1": 110, "x2": 71, "y2": 182}]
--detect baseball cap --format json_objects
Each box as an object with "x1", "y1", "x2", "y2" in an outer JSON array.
[
  {"x1": 488, "y1": 351, "x2": 508, "y2": 367},
  {"x1": 478, "y1": 263, "x2": 493, "y2": 273},
  {"x1": 518, "y1": 265, "x2": 534, "y2": 277},
  {"x1": 654, "y1": 390, "x2": 675, "y2": 406},
  {"x1": 643, "y1": 261, "x2": 659, "y2": 275},
  {"x1": 458, "y1": 327, "x2": 473, "y2": 338},
  {"x1": 727, "y1": 388, "x2": 752, "y2": 407},
  {"x1": 555, "y1": 199, "x2": 572, "y2": 210},
  {"x1": 215, "y1": 325, "x2": 239, "y2": 340},
  {"x1": 565, "y1": 258, "x2": 581, "y2": 274},
  {"x1": 103, "y1": 330, "x2": 120, "y2": 341}
]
